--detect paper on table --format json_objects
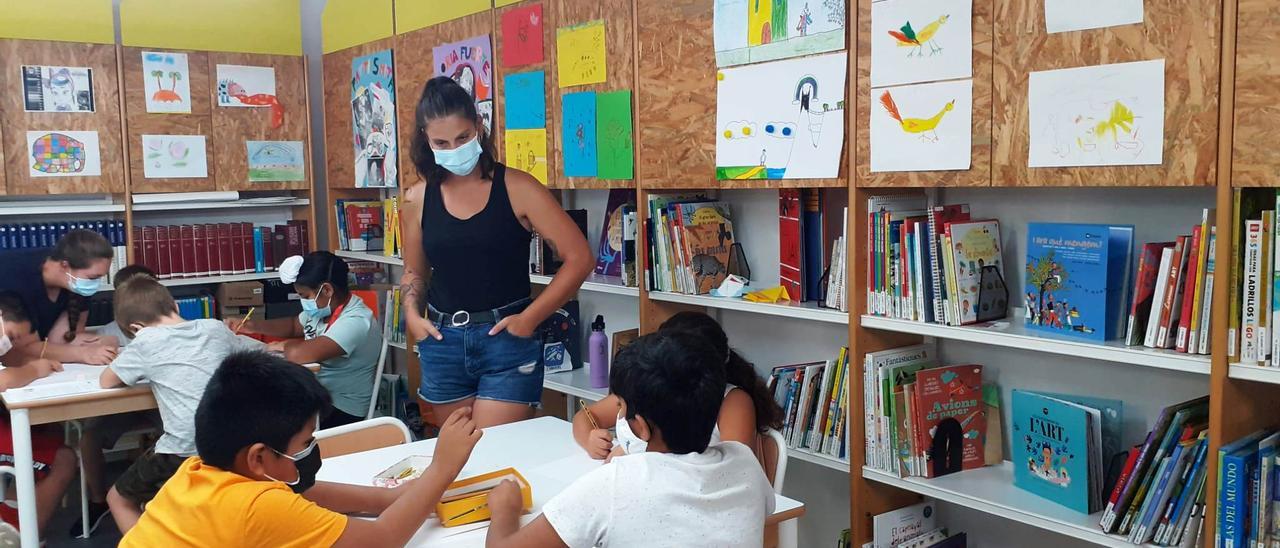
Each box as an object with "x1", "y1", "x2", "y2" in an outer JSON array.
[
  {"x1": 0, "y1": 363, "x2": 105, "y2": 404},
  {"x1": 595, "y1": 90, "x2": 633, "y2": 180},
  {"x1": 555, "y1": 20, "x2": 606, "y2": 88},
  {"x1": 1045, "y1": 0, "x2": 1143, "y2": 34}
]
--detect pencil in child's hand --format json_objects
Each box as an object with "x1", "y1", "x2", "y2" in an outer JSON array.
[
  {"x1": 235, "y1": 307, "x2": 256, "y2": 334},
  {"x1": 579, "y1": 400, "x2": 599, "y2": 430},
  {"x1": 39, "y1": 338, "x2": 47, "y2": 359}
]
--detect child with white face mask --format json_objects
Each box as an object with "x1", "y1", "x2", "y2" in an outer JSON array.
[{"x1": 486, "y1": 331, "x2": 776, "y2": 548}]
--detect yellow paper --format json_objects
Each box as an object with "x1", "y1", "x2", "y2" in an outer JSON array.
[
  {"x1": 120, "y1": 0, "x2": 302, "y2": 55},
  {"x1": 555, "y1": 20, "x2": 607, "y2": 88},
  {"x1": 495, "y1": 0, "x2": 525, "y2": 5},
  {"x1": 396, "y1": 0, "x2": 491, "y2": 35},
  {"x1": 744, "y1": 286, "x2": 791, "y2": 303},
  {"x1": 0, "y1": 0, "x2": 114, "y2": 44},
  {"x1": 322, "y1": 0, "x2": 394, "y2": 53},
  {"x1": 505, "y1": 129, "x2": 549, "y2": 185}
]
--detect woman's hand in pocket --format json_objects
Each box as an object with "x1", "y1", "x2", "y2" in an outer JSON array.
[
  {"x1": 407, "y1": 312, "x2": 442, "y2": 341},
  {"x1": 489, "y1": 312, "x2": 537, "y2": 338}
]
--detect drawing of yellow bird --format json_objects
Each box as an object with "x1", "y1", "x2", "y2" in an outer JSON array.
[
  {"x1": 1076, "y1": 100, "x2": 1142, "y2": 153},
  {"x1": 887, "y1": 15, "x2": 950, "y2": 57},
  {"x1": 880, "y1": 90, "x2": 955, "y2": 143}
]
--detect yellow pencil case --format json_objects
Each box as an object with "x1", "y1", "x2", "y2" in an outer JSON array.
[{"x1": 435, "y1": 467, "x2": 532, "y2": 528}]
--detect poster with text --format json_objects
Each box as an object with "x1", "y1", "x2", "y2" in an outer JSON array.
[
  {"x1": 215, "y1": 64, "x2": 276, "y2": 107},
  {"x1": 21, "y1": 65, "x2": 94, "y2": 113},
  {"x1": 141, "y1": 135, "x2": 208, "y2": 179},
  {"x1": 26, "y1": 131, "x2": 102, "y2": 177},
  {"x1": 1045, "y1": 0, "x2": 1142, "y2": 33},
  {"x1": 141, "y1": 51, "x2": 191, "y2": 113},
  {"x1": 715, "y1": 51, "x2": 847, "y2": 180},
  {"x1": 713, "y1": 0, "x2": 846, "y2": 67},
  {"x1": 352, "y1": 49, "x2": 398, "y2": 188},
  {"x1": 433, "y1": 35, "x2": 494, "y2": 132},
  {"x1": 501, "y1": 4, "x2": 544, "y2": 67},
  {"x1": 247, "y1": 141, "x2": 306, "y2": 182},
  {"x1": 869, "y1": 79, "x2": 972, "y2": 172},
  {"x1": 870, "y1": 0, "x2": 972, "y2": 88},
  {"x1": 1028, "y1": 59, "x2": 1164, "y2": 168}
]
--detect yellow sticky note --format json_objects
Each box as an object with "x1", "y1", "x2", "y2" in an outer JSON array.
[
  {"x1": 556, "y1": 20, "x2": 607, "y2": 88},
  {"x1": 505, "y1": 129, "x2": 549, "y2": 185}
]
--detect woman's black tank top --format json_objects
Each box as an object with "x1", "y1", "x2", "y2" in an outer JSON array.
[{"x1": 421, "y1": 163, "x2": 532, "y2": 313}]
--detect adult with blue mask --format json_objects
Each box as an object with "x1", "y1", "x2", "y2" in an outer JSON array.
[
  {"x1": 0, "y1": 228, "x2": 118, "y2": 365},
  {"x1": 401, "y1": 76, "x2": 592, "y2": 428},
  {"x1": 231, "y1": 252, "x2": 381, "y2": 429}
]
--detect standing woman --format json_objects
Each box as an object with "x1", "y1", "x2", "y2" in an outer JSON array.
[
  {"x1": 401, "y1": 77, "x2": 591, "y2": 428},
  {"x1": 0, "y1": 229, "x2": 117, "y2": 364}
]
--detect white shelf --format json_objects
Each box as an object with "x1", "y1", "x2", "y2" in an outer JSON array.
[
  {"x1": 788, "y1": 447, "x2": 849, "y2": 473},
  {"x1": 1229, "y1": 362, "x2": 1280, "y2": 384},
  {"x1": 530, "y1": 273, "x2": 640, "y2": 297},
  {"x1": 335, "y1": 249, "x2": 403, "y2": 266},
  {"x1": 0, "y1": 203, "x2": 124, "y2": 216},
  {"x1": 387, "y1": 339, "x2": 407, "y2": 350},
  {"x1": 159, "y1": 271, "x2": 277, "y2": 287},
  {"x1": 862, "y1": 463, "x2": 1132, "y2": 547},
  {"x1": 860, "y1": 314, "x2": 1210, "y2": 375},
  {"x1": 132, "y1": 198, "x2": 309, "y2": 212},
  {"x1": 649, "y1": 291, "x2": 849, "y2": 324},
  {"x1": 543, "y1": 367, "x2": 609, "y2": 402}
]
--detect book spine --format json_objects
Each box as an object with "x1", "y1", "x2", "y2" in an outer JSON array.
[
  {"x1": 1231, "y1": 190, "x2": 1245, "y2": 359},
  {"x1": 253, "y1": 228, "x2": 265, "y2": 273},
  {"x1": 1264, "y1": 212, "x2": 1275, "y2": 363},
  {"x1": 1157, "y1": 236, "x2": 1188, "y2": 348},
  {"x1": 155, "y1": 225, "x2": 172, "y2": 279},
  {"x1": 1177, "y1": 226, "x2": 1203, "y2": 352},
  {"x1": 240, "y1": 223, "x2": 254, "y2": 273},
  {"x1": 192, "y1": 224, "x2": 208, "y2": 277},
  {"x1": 1244, "y1": 220, "x2": 1265, "y2": 363},
  {"x1": 1127, "y1": 246, "x2": 1155, "y2": 346},
  {"x1": 1222, "y1": 450, "x2": 1248, "y2": 548},
  {"x1": 1200, "y1": 229, "x2": 1218, "y2": 355}
]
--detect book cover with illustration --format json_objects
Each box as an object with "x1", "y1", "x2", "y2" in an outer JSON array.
[
  {"x1": 912, "y1": 364, "x2": 985, "y2": 478},
  {"x1": 1012, "y1": 390, "x2": 1108, "y2": 514},
  {"x1": 871, "y1": 501, "x2": 936, "y2": 548},
  {"x1": 947, "y1": 220, "x2": 1003, "y2": 325},
  {"x1": 1025, "y1": 223, "x2": 1135, "y2": 342},
  {"x1": 344, "y1": 201, "x2": 384, "y2": 252},
  {"x1": 684, "y1": 221, "x2": 734, "y2": 294},
  {"x1": 594, "y1": 189, "x2": 635, "y2": 278},
  {"x1": 780, "y1": 189, "x2": 802, "y2": 301}
]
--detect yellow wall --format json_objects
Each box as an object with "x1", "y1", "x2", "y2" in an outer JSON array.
[
  {"x1": 396, "y1": 0, "x2": 492, "y2": 35},
  {"x1": 0, "y1": 0, "x2": 114, "y2": 44},
  {"x1": 322, "y1": 0, "x2": 395, "y2": 53},
  {"x1": 120, "y1": 0, "x2": 303, "y2": 55}
]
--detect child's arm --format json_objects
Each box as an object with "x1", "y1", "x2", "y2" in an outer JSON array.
[
  {"x1": 0, "y1": 360, "x2": 61, "y2": 391},
  {"x1": 99, "y1": 367, "x2": 125, "y2": 388},
  {"x1": 283, "y1": 309, "x2": 370, "y2": 365},
  {"x1": 100, "y1": 346, "x2": 146, "y2": 388},
  {"x1": 486, "y1": 481, "x2": 569, "y2": 548},
  {"x1": 572, "y1": 395, "x2": 619, "y2": 459},
  {"x1": 279, "y1": 336, "x2": 345, "y2": 366},
  {"x1": 715, "y1": 388, "x2": 758, "y2": 446},
  {"x1": 331, "y1": 407, "x2": 482, "y2": 548},
  {"x1": 302, "y1": 481, "x2": 400, "y2": 515}
]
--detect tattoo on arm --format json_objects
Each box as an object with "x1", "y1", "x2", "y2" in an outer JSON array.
[{"x1": 400, "y1": 268, "x2": 426, "y2": 313}]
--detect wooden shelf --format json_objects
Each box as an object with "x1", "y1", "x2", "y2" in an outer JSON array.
[
  {"x1": 132, "y1": 198, "x2": 310, "y2": 212},
  {"x1": 334, "y1": 249, "x2": 403, "y2": 266},
  {"x1": 530, "y1": 273, "x2": 640, "y2": 297},
  {"x1": 859, "y1": 314, "x2": 1211, "y2": 375},
  {"x1": 862, "y1": 463, "x2": 1133, "y2": 547},
  {"x1": 649, "y1": 291, "x2": 849, "y2": 324},
  {"x1": 1228, "y1": 362, "x2": 1280, "y2": 384}
]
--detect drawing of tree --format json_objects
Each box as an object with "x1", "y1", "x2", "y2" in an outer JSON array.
[
  {"x1": 1026, "y1": 250, "x2": 1065, "y2": 316},
  {"x1": 823, "y1": 0, "x2": 845, "y2": 26},
  {"x1": 168, "y1": 71, "x2": 183, "y2": 91},
  {"x1": 151, "y1": 69, "x2": 164, "y2": 89},
  {"x1": 771, "y1": 0, "x2": 788, "y2": 41}
]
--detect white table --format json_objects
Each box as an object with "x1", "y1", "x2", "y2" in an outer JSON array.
[{"x1": 316, "y1": 416, "x2": 805, "y2": 547}]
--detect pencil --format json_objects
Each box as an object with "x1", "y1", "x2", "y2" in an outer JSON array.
[
  {"x1": 579, "y1": 400, "x2": 599, "y2": 430},
  {"x1": 235, "y1": 307, "x2": 256, "y2": 334},
  {"x1": 39, "y1": 338, "x2": 47, "y2": 359}
]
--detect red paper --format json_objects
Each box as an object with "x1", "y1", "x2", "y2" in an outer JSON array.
[{"x1": 501, "y1": 4, "x2": 544, "y2": 68}]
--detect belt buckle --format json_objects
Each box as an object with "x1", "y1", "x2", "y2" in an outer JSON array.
[{"x1": 449, "y1": 310, "x2": 471, "y2": 327}]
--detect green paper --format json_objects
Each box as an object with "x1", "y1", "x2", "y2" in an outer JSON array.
[{"x1": 595, "y1": 90, "x2": 633, "y2": 180}]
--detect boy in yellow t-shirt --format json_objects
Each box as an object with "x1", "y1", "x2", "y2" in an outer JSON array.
[{"x1": 121, "y1": 350, "x2": 483, "y2": 548}]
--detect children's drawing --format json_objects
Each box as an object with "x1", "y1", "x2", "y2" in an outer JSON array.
[
  {"x1": 1044, "y1": 0, "x2": 1142, "y2": 34},
  {"x1": 503, "y1": 71, "x2": 546, "y2": 130},
  {"x1": 870, "y1": 0, "x2": 972, "y2": 88},
  {"x1": 715, "y1": 51, "x2": 846, "y2": 180},
  {"x1": 595, "y1": 90, "x2": 633, "y2": 180},
  {"x1": 556, "y1": 20, "x2": 607, "y2": 88},
  {"x1": 215, "y1": 64, "x2": 276, "y2": 108},
  {"x1": 501, "y1": 4, "x2": 544, "y2": 67},
  {"x1": 1028, "y1": 59, "x2": 1164, "y2": 168},
  {"x1": 504, "y1": 129, "x2": 549, "y2": 184},
  {"x1": 561, "y1": 91, "x2": 597, "y2": 177},
  {"x1": 141, "y1": 135, "x2": 208, "y2": 179},
  {"x1": 869, "y1": 79, "x2": 972, "y2": 172},
  {"x1": 713, "y1": 0, "x2": 845, "y2": 67},
  {"x1": 141, "y1": 51, "x2": 191, "y2": 114},
  {"x1": 21, "y1": 65, "x2": 94, "y2": 113},
  {"x1": 246, "y1": 141, "x2": 306, "y2": 182},
  {"x1": 433, "y1": 35, "x2": 494, "y2": 132},
  {"x1": 351, "y1": 49, "x2": 398, "y2": 188},
  {"x1": 26, "y1": 130, "x2": 102, "y2": 177}
]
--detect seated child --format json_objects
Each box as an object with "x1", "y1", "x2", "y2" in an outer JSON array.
[
  {"x1": 92, "y1": 264, "x2": 156, "y2": 349},
  {"x1": 0, "y1": 291, "x2": 77, "y2": 542},
  {"x1": 99, "y1": 277, "x2": 267, "y2": 533},
  {"x1": 487, "y1": 331, "x2": 775, "y2": 547},
  {"x1": 573, "y1": 311, "x2": 783, "y2": 460},
  {"x1": 121, "y1": 350, "x2": 483, "y2": 547}
]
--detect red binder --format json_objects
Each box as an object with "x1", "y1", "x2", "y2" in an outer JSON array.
[
  {"x1": 230, "y1": 223, "x2": 246, "y2": 274},
  {"x1": 192, "y1": 224, "x2": 209, "y2": 277},
  {"x1": 240, "y1": 222, "x2": 255, "y2": 274},
  {"x1": 260, "y1": 227, "x2": 276, "y2": 271},
  {"x1": 179, "y1": 225, "x2": 196, "y2": 278},
  {"x1": 155, "y1": 225, "x2": 172, "y2": 279},
  {"x1": 217, "y1": 223, "x2": 232, "y2": 275}
]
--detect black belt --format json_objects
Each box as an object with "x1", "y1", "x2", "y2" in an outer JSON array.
[{"x1": 428, "y1": 298, "x2": 531, "y2": 328}]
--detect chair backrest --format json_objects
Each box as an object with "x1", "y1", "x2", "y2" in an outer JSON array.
[
  {"x1": 761, "y1": 429, "x2": 788, "y2": 494},
  {"x1": 316, "y1": 417, "x2": 412, "y2": 459}
]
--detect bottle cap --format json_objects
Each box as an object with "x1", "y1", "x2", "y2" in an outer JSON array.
[{"x1": 591, "y1": 314, "x2": 605, "y2": 331}]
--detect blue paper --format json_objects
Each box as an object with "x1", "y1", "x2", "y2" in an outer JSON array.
[
  {"x1": 503, "y1": 71, "x2": 546, "y2": 130},
  {"x1": 561, "y1": 91, "x2": 597, "y2": 177}
]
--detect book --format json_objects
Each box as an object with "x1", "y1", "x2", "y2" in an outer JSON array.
[
  {"x1": 1156, "y1": 235, "x2": 1191, "y2": 349},
  {"x1": 594, "y1": 189, "x2": 634, "y2": 278},
  {"x1": 1025, "y1": 223, "x2": 1135, "y2": 342},
  {"x1": 780, "y1": 189, "x2": 803, "y2": 300},
  {"x1": 1231, "y1": 189, "x2": 1274, "y2": 359},
  {"x1": 344, "y1": 201, "x2": 385, "y2": 252},
  {"x1": 1101, "y1": 395, "x2": 1209, "y2": 533},
  {"x1": 871, "y1": 501, "x2": 936, "y2": 548},
  {"x1": 802, "y1": 189, "x2": 826, "y2": 302},
  {"x1": 1127, "y1": 242, "x2": 1174, "y2": 346},
  {"x1": 911, "y1": 364, "x2": 985, "y2": 478},
  {"x1": 1219, "y1": 430, "x2": 1271, "y2": 548},
  {"x1": 1011, "y1": 390, "x2": 1121, "y2": 514},
  {"x1": 946, "y1": 220, "x2": 1003, "y2": 325},
  {"x1": 1175, "y1": 226, "x2": 1202, "y2": 352},
  {"x1": 1243, "y1": 219, "x2": 1265, "y2": 363},
  {"x1": 1145, "y1": 247, "x2": 1176, "y2": 348},
  {"x1": 684, "y1": 221, "x2": 734, "y2": 295}
]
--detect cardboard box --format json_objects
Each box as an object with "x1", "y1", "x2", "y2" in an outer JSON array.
[
  {"x1": 436, "y1": 468, "x2": 531, "y2": 527},
  {"x1": 216, "y1": 281, "x2": 263, "y2": 307}
]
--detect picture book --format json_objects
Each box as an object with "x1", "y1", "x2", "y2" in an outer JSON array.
[
  {"x1": 928, "y1": 204, "x2": 971, "y2": 323},
  {"x1": 1012, "y1": 390, "x2": 1118, "y2": 514},
  {"x1": 867, "y1": 343, "x2": 936, "y2": 474},
  {"x1": 593, "y1": 189, "x2": 634, "y2": 278},
  {"x1": 947, "y1": 220, "x2": 1004, "y2": 325},
  {"x1": 684, "y1": 221, "x2": 734, "y2": 295},
  {"x1": 871, "y1": 501, "x2": 936, "y2": 548},
  {"x1": 1025, "y1": 223, "x2": 1135, "y2": 342},
  {"x1": 1126, "y1": 241, "x2": 1174, "y2": 346},
  {"x1": 343, "y1": 202, "x2": 384, "y2": 252},
  {"x1": 802, "y1": 189, "x2": 826, "y2": 302},
  {"x1": 912, "y1": 364, "x2": 985, "y2": 478},
  {"x1": 780, "y1": 189, "x2": 802, "y2": 301}
]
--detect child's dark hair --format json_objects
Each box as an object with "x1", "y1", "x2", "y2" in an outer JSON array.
[
  {"x1": 0, "y1": 291, "x2": 30, "y2": 325},
  {"x1": 294, "y1": 251, "x2": 350, "y2": 294},
  {"x1": 50, "y1": 229, "x2": 113, "y2": 342},
  {"x1": 610, "y1": 331, "x2": 726, "y2": 454},
  {"x1": 195, "y1": 351, "x2": 331, "y2": 469},
  {"x1": 114, "y1": 264, "x2": 156, "y2": 287},
  {"x1": 658, "y1": 311, "x2": 784, "y2": 432},
  {"x1": 409, "y1": 76, "x2": 496, "y2": 186},
  {"x1": 113, "y1": 278, "x2": 177, "y2": 337}
]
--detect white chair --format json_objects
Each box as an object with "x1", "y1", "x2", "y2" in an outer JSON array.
[
  {"x1": 762, "y1": 429, "x2": 797, "y2": 548},
  {"x1": 316, "y1": 416, "x2": 412, "y2": 459},
  {"x1": 366, "y1": 339, "x2": 389, "y2": 419}
]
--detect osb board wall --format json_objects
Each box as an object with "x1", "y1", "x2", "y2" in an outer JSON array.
[
  {"x1": 990, "y1": 0, "x2": 1220, "y2": 187},
  {"x1": 395, "y1": 12, "x2": 497, "y2": 190},
  {"x1": 1229, "y1": 0, "x2": 1280, "y2": 188},
  {"x1": 122, "y1": 47, "x2": 216, "y2": 193},
  {"x1": 495, "y1": 0, "x2": 558, "y2": 187},
  {"x1": 855, "y1": 0, "x2": 993, "y2": 188},
  {"x1": 209, "y1": 52, "x2": 310, "y2": 192},
  {"x1": 546, "y1": 0, "x2": 635, "y2": 190},
  {"x1": 0, "y1": 39, "x2": 125, "y2": 195},
  {"x1": 322, "y1": 37, "x2": 396, "y2": 190}
]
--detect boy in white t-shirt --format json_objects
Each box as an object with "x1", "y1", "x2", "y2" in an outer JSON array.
[{"x1": 485, "y1": 331, "x2": 775, "y2": 548}]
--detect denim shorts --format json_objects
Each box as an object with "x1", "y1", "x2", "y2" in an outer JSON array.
[{"x1": 417, "y1": 322, "x2": 545, "y2": 405}]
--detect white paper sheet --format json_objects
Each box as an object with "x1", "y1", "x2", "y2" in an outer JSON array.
[
  {"x1": 141, "y1": 135, "x2": 209, "y2": 179},
  {"x1": 26, "y1": 130, "x2": 102, "y2": 177},
  {"x1": 1027, "y1": 59, "x2": 1164, "y2": 168},
  {"x1": 0, "y1": 363, "x2": 105, "y2": 404},
  {"x1": 1045, "y1": 0, "x2": 1143, "y2": 34},
  {"x1": 870, "y1": 0, "x2": 972, "y2": 87},
  {"x1": 21, "y1": 65, "x2": 94, "y2": 113},
  {"x1": 870, "y1": 79, "x2": 973, "y2": 172},
  {"x1": 715, "y1": 51, "x2": 847, "y2": 180},
  {"x1": 142, "y1": 51, "x2": 192, "y2": 114},
  {"x1": 712, "y1": 0, "x2": 847, "y2": 67},
  {"x1": 215, "y1": 64, "x2": 276, "y2": 107}
]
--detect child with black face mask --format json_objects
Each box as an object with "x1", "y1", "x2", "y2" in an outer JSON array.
[{"x1": 121, "y1": 350, "x2": 483, "y2": 548}]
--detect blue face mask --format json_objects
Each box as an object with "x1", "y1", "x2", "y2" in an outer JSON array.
[
  {"x1": 66, "y1": 272, "x2": 102, "y2": 297},
  {"x1": 432, "y1": 136, "x2": 483, "y2": 176},
  {"x1": 300, "y1": 284, "x2": 332, "y2": 319}
]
